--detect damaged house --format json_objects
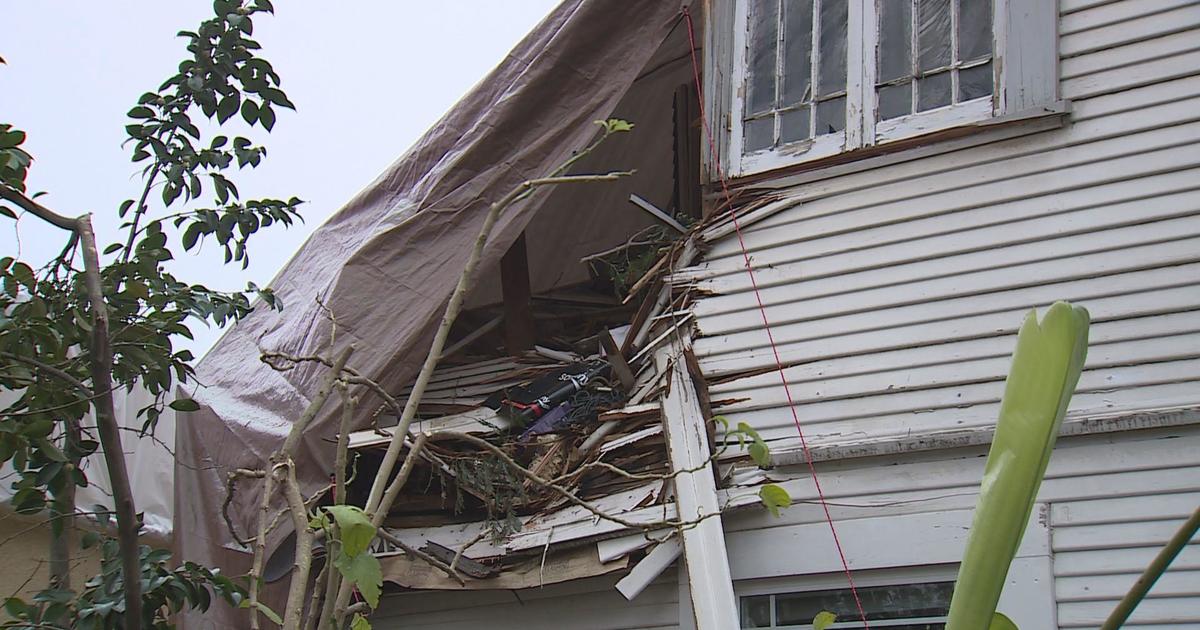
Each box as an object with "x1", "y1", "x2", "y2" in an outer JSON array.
[{"x1": 180, "y1": 0, "x2": 1200, "y2": 628}]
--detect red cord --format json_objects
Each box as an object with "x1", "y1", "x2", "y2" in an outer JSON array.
[{"x1": 681, "y1": 8, "x2": 870, "y2": 627}]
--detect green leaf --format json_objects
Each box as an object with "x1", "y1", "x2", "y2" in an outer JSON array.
[
  {"x1": 259, "y1": 105, "x2": 276, "y2": 131},
  {"x1": 334, "y1": 552, "x2": 381, "y2": 608},
  {"x1": 0, "y1": 129, "x2": 26, "y2": 149},
  {"x1": 169, "y1": 398, "x2": 201, "y2": 412},
  {"x1": 127, "y1": 105, "x2": 155, "y2": 119},
  {"x1": 240, "y1": 99, "x2": 259, "y2": 125},
  {"x1": 748, "y1": 440, "x2": 770, "y2": 468},
  {"x1": 350, "y1": 613, "x2": 372, "y2": 630},
  {"x1": 103, "y1": 243, "x2": 123, "y2": 255},
  {"x1": 324, "y1": 505, "x2": 375, "y2": 557},
  {"x1": 217, "y1": 94, "x2": 240, "y2": 123},
  {"x1": 758, "y1": 484, "x2": 791, "y2": 518},
  {"x1": 946, "y1": 302, "x2": 1089, "y2": 630},
  {"x1": 813, "y1": 611, "x2": 837, "y2": 630},
  {"x1": 595, "y1": 118, "x2": 634, "y2": 134},
  {"x1": 989, "y1": 612, "x2": 1018, "y2": 630}
]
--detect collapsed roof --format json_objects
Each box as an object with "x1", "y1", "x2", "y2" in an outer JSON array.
[{"x1": 177, "y1": 0, "x2": 700, "y2": 620}]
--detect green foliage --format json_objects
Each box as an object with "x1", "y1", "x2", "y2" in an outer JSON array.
[
  {"x1": 595, "y1": 118, "x2": 634, "y2": 134},
  {"x1": 313, "y1": 504, "x2": 383, "y2": 612},
  {"x1": 990, "y1": 612, "x2": 1018, "y2": 630},
  {"x1": 0, "y1": 0, "x2": 300, "y2": 627},
  {"x1": 350, "y1": 613, "x2": 373, "y2": 630},
  {"x1": 333, "y1": 552, "x2": 383, "y2": 609},
  {"x1": 812, "y1": 611, "x2": 837, "y2": 630},
  {"x1": 321, "y1": 505, "x2": 375, "y2": 557},
  {"x1": 945, "y1": 302, "x2": 1089, "y2": 630},
  {"x1": 2, "y1": 528, "x2": 245, "y2": 629},
  {"x1": 714, "y1": 415, "x2": 793, "y2": 517},
  {"x1": 758, "y1": 484, "x2": 792, "y2": 518}
]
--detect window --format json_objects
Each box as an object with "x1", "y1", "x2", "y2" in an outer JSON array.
[
  {"x1": 740, "y1": 580, "x2": 955, "y2": 629},
  {"x1": 721, "y1": 0, "x2": 1056, "y2": 176}
]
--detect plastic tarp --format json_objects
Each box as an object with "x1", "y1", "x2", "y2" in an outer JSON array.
[{"x1": 176, "y1": 1, "x2": 691, "y2": 624}]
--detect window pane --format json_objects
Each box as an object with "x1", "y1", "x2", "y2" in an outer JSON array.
[
  {"x1": 780, "y1": 106, "x2": 811, "y2": 143},
  {"x1": 741, "y1": 595, "x2": 772, "y2": 628},
  {"x1": 916, "y1": 71, "x2": 951, "y2": 110},
  {"x1": 815, "y1": 97, "x2": 846, "y2": 134},
  {"x1": 959, "y1": 61, "x2": 993, "y2": 101},
  {"x1": 746, "y1": 0, "x2": 779, "y2": 115},
  {"x1": 878, "y1": 82, "x2": 912, "y2": 119},
  {"x1": 744, "y1": 116, "x2": 775, "y2": 153},
  {"x1": 818, "y1": 0, "x2": 848, "y2": 97},
  {"x1": 958, "y1": 0, "x2": 993, "y2": 61},
  {"x1": 877, "y1": 0, "x2": 912, "y2": 83},
  {"x1": 781, "y1": 0, "x2": 814, "y2": 106},
  {"x1": 917, "y1": 0, "x2": 952, "y2": 72},
  {"x1": 774, "y1": 582, "x2": 954, "y2": 626}
]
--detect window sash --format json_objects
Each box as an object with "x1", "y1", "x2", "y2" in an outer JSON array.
[{"x1": 728, "y1": 0, "x2": 1006, "y2": 176}]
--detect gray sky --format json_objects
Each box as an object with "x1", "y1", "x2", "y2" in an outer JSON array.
[{"x1": 1, "y1": 1, "x2": 560, "y2": 356}]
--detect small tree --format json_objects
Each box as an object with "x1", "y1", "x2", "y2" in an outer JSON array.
[{"x1": 0, "y1": 1, "x2": 300, "y2": 627}]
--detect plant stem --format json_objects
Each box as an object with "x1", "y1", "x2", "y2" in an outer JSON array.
[
  {"x1": 280, "y1": 462, "x2": 314, "y2": 630},
  {"x1": 77, "y1": 214, "x2": 144, "y2": 630},
  {"x1": 248, "y1": 469, "x2": 275, "y2": 630},
  {"x1": 1100, "y1": 505, "x2": 1200, "y2": 630}
]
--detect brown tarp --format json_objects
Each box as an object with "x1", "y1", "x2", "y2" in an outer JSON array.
[{"x1": 176, "y1": 1, "x2": 691, "y2": 624}]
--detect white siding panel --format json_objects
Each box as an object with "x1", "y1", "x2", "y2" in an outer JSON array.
[
  {"x1": 692, "y1": 5, "x2": 1200, "y2": 453},
  {"x1": 723, "y1": 430, "x2": 1200, "y2": 626},
  {"x1": 373, "y1": 574, "x2": 679, "y2": 630},
  {"x1": 1065, "y1": 3, "x2": 1195, "y2": 57},
  {"x1": 1060, "y1": 0, "x2": 1199, "y2": 35}
]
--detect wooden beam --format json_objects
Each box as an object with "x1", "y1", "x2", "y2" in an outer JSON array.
[
  {"x1": 656, "y1": 340, "x2": 739, "y2": 630},
  {"x1": 673, "y1": 82, "x2": 703, "y2": 220},
  {"x1": 500, "y1": 232, "x2": 535, "y2": 355},
  {"x1": 599, "y1": 328, "x2": 637, "y2": 390}
]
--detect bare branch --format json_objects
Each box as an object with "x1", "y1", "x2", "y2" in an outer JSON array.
[{"x1": 0, "y1": 352, "x2": 93, "y2": 397}]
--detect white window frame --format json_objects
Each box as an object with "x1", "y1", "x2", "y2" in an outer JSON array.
[{"x1": 716, "y1": 0, "x2": 1057, "y2": 178}]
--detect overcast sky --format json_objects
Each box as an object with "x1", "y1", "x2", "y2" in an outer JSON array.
[{"x1": 1, "y1": 1, "x2": 560, "y2": 356}]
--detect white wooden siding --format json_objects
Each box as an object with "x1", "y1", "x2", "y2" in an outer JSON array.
[
  {"x1": 372, "y1": 573, "x2": 680, "y2": 630},
  {"x1": 685, "y1": 0, "x2": 1200, "y2": 456},
  {"x1": 722, "y1": 427, "x2": 1200, "y2": 628}
]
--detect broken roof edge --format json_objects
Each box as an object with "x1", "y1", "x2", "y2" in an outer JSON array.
[{"x1": 174, "y1": 4, "x2": 693, "y2": 624}]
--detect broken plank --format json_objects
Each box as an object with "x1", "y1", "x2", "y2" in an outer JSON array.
[
  {"x1": 616, "y1": 537, "x2": 683, "y2": 601},
  {"x1": 419, "y1": 540, "x2": 497, "y2": 579},
  {"x1": 656, "y1": 341, "x2": 738, "y2": 630}
]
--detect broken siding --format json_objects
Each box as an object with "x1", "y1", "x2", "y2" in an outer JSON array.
[
  {"x1": 683, "y1": 0, "x2": 1200, "y2": 455},
  {"x1": 720, "y1": 426, "x2": 1200, "y2": 629}
]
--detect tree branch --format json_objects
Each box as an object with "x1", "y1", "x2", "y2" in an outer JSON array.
[
  {"x1": 0, "y1": 186, "x2": 77, "y2": 231},
  {"x1": 0, "y1": 352, "x2": 93, "y2": 397}
]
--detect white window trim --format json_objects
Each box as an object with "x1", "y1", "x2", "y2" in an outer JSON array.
[{"x1": 714, "y1": 0, "x2": 1058, "y2": 179}]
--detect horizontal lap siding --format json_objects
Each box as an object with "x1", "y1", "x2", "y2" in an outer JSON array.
[
  {"x1": 690, "y1": 0, "x2": 1200, "y2": 456},
  {"x1": 1052, "y1": 491, "x2": 1200, "y2": 627},
  {"x1": 723, "y1": 428, "x2": 1200, "y2": 627},
  {"x1": 372, "y1": 573, "x2": 679, "y2": 629}
]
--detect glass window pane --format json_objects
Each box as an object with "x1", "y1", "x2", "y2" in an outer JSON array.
[
  {"x1": 818, "y1": 0, "x2": 848, "y2": 97},
  {"x1": 775, "y1": 582, "x2": 955, "y2": 626},
  {"x1": 959, "y1": 61, "x2": 993, "y2": 101},
  {"x1": 780, "y1": 106, "x2": 811, "y2": 143},
  {"x1": 957, "y1": 0, "x2": 994, "y2": 61},
  {"x1": 741, "y1": 595, "x2": 773, "y2": 628},
  {"x1": 877, "y1": 0, "x2": 912, "y2": 83},
  {"x1": 878, "y1": 82, "x2": 912, "y2": 120},
  {"x1": 815, "y1": 97, "x2": 846, "y2": 134},
  {"x1": 744, "y1": 116, "x2": 775, "y2": 153},
  {"x1": 916, "y1": 71, "x2": 951, "y2": 111},
  {"x1": 782, "y1": 0, "x2": 814, "y2": 106},
  {"x1": 917, "y1": 0, "x2": 952, "y2": 72},
  {"x1": 746, "y1": 0, "x2": 779, "y2": 115}
]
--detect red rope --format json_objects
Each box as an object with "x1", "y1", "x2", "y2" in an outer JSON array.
[{"x1": 680, "y1": 8, "x2": 870, "y2": 627}]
